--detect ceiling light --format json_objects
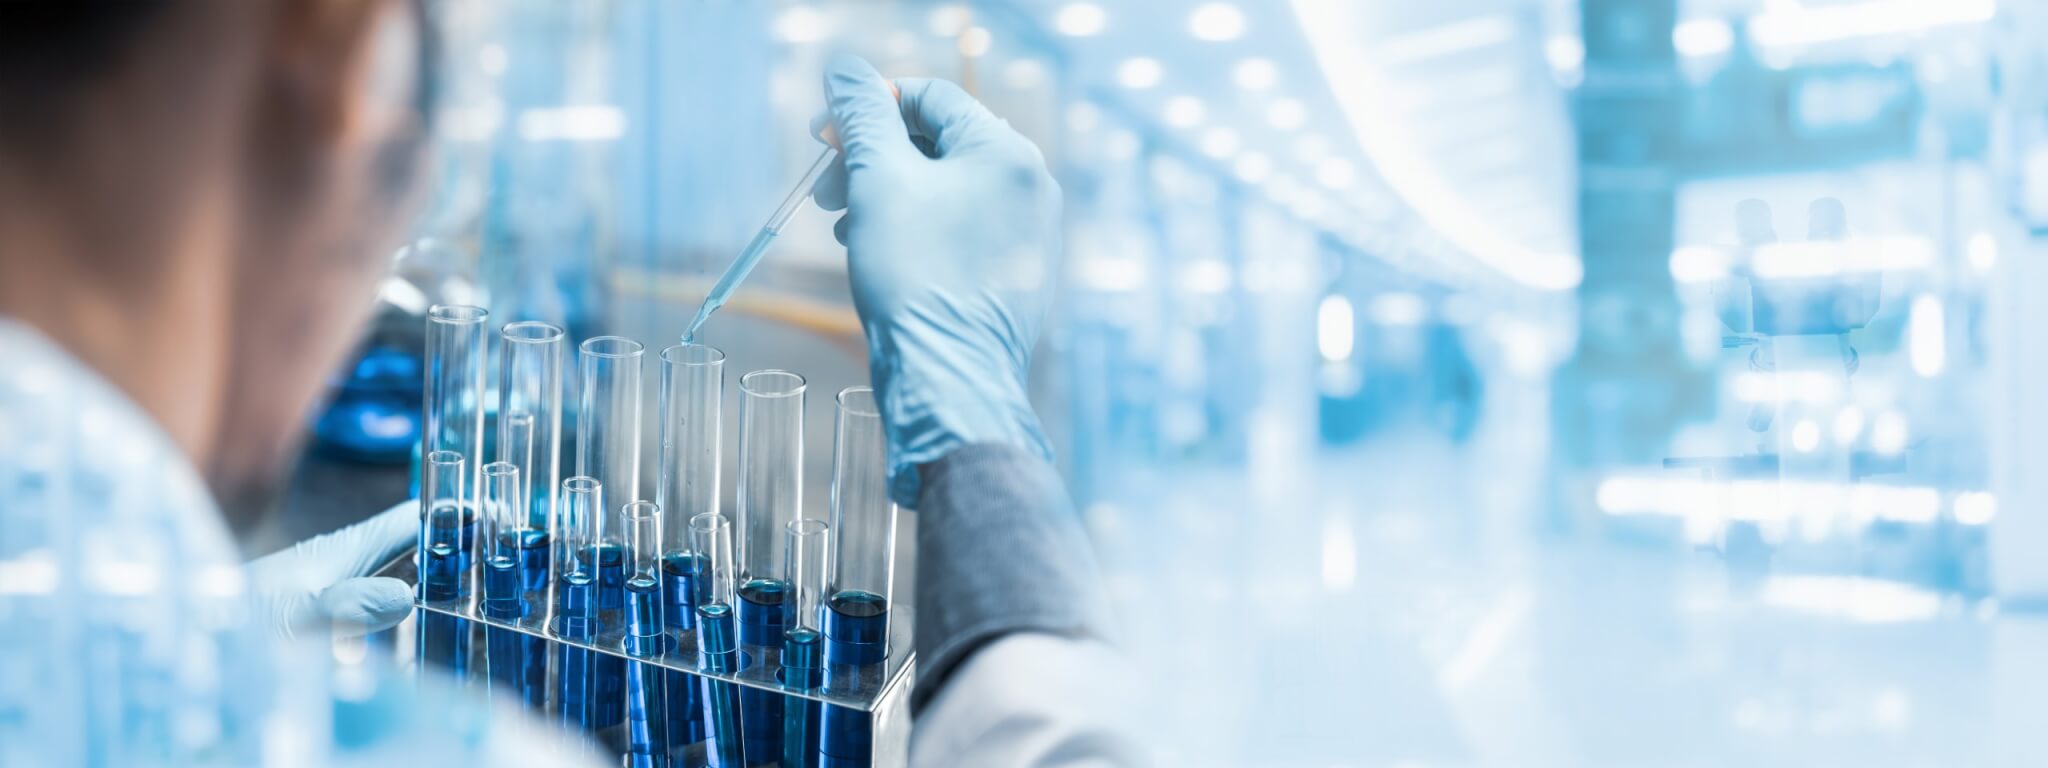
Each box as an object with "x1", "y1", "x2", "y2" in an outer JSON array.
[
  {"x1": 1118, "y1": 57, "x2": 1163, "y2": 89},
  {"x1": 927, "y1": 4, "x2": 971, "y2": 36},
  {"x1": 1233, "y1": 57, "x2": 1279, "y2": 90},
  {"x1": 1164, "y1": 97, "x2": 1206, "y2": 128},
  {"x1": 1189, "y1": 3, "x2": 1246, "y2": 42},
  {"x1": 1673, "y1": 18, "x2": 1733, "y2": 57},
  {"x1": 959, "y1": 25, "x2": 992, "y2": 57},
  {"x1": 1377, "y1": 15, "x2": 1515, "y2": 65},
  {"x1": 1750, "y1": 0, "x2": 1994, "y2": 49},
  {"x1": 1055, "y1": 2, "x2": 1107, "y2": 37},
  {"x1": 1266, "y1": 98, "x2": 1307, "y2": 130},
  {"x1": 1545, "y1": 35, "x2": 1585, "y2": 73},
  {"x1": 774, "y1": 6, "x2": 831, "y2": 43},
  {"x1": 1201, "y1": 127, "x2": 1240, "y2": 158}
]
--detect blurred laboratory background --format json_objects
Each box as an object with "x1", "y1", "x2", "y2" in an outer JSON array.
[{"x1": 274, "y1": 0, "x2": 2048, "y2": 765}]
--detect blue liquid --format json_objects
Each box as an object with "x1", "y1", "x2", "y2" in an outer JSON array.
[
  {"x1": 738, "y1": 578, "x2": 793, "y2": 646},
  {"x1": 481, "y1": 557, "x2": 544, "y2": 708},
  {"x1": 417, "y1": 506, "x2": 475, "y2": 676},
  {"x1": 515, "y1": 528, "x2": 550, "y2": 596},
  {"x1": 782, "y1": 628, "x2": 824, "y2": 768},
  {"x1": 821, "y1": 591, "x2": 888, "y2": 763},
  {"x1": 661, "y1": 552, "x2": 707, "y2": 747},
  {"x1": 595, "y1": 544, "x2": 627, "y2": 729},
  {"x1": 822, "y1": 590, "x2": 888, "y2": 664},
  {"x1": 624, "y1": 578, "x2": 669, "y2": 765},
  {"x1": 661, "y1": 552, "x2": 705, "y2": 632},
  {"x1": 419, "y1": 505, "x2": 475, "y2": 600},
  {"x1": 737, "y1": 579, "x2": 792, "y2": 763},
  {"x1": 553, "y1": 572, "x2": 599, "y2": 734},
  {"x1": 696, "y1": 602, "x2": 744, "y2": 768}
]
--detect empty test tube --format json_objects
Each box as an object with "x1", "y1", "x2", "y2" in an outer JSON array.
[
  {"x1": 658, "y1": 343, "x2": 724, "y2": 749},
  {"x1": 481, "y1": 461, "x2": 545, "y2": 708},
  {"x1": 737, "y1": 369, "x2": 805, "y2": 763},
  {"x1": 499, "y1": 321, "x2": 564, "y2": 602},
  {"x1": 783, "y1": 518, "x2": 829, "y2": 768},
  {"x1": 578, "y1": 336, "x2": 642, "y2": 729},
  {"x1": 821, "y1": 386, "x2": 898, "y2": 765},
  {"x1": 692, "y1": 512, "x2": 745, "y2": 768}
]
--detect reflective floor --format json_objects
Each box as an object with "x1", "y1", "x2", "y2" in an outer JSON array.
[{"x1": 1094, "y1": 392, "x2": 2048, "y2": 767}]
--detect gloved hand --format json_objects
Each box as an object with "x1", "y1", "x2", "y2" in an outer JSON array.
[
  {"x1": 247, "y1": 499, "x2": 417, "y2": 640},
  {"x1": 812, "y1": 53, "x2": 1061, "y2": 507}
]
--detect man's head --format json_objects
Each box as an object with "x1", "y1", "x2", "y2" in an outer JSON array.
[{"x1": 0, "y1": 0, "x2": 431, "y2": 529}]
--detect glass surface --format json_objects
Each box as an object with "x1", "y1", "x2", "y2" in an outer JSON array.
[
  {"x1": 827, "y1": 386, "x2": 894, "y2": 659},
  {"x1": 499, "y1": 321, "x2": 564, "y2": 535},
  {"x1": 785, "y1": 518, "x2": 829, "y2": 633},
  {"x1": 737, "y1": 370, "x2": 805, "y2": 588},
  {"x1": 659, "y1": 344, "x2": 725, "y2": 555},
  {"x1": 577, "y1": 336, "x2": 645, "y2": 548}
]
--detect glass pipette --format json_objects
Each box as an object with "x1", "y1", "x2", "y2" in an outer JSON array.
[{"x1": 681, "y1": 145, "x2": 840, "y2": 344}]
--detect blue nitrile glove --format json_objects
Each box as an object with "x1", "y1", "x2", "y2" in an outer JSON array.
[
  {"x1": 247, "y1": 499, "x2": 417, "y2": 639},
  {"x1": 811, "y1": 53, "x2": 1061, "y2": 507}
]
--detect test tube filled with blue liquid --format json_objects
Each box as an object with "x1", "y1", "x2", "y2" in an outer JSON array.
[
  {"x1": 481, "y1": 461, "x2": 546, "y2": 708},
  {"x1": 578, "y1": 336, "x2": 643, "y2": 729},
  {"x1": 657, "y1": 344, "x2": 724, "y2": 752},
  {"x1": 821, "y1": 386, "x2": 898, "y2": 765},
  {"x1": 417, "y1": 451, "x2": 473, "y2": 676},
  {"x1": 782, "y1": 518, "x2": 829, "y2": 768},
  {"x1": 622, "y1": 501, "x2": 670, "y2": 766},
  {"x1": 419, "y1": 304, "x2": 488, "y2": 678},
  {"x1": 499, "y1": 321, "x2": 565, "y2": 611},
  {"x1": 737, "y1": 370, "x2": 805, "y2": 763},
  {"x1": 691, "y1": 512, "x2": 745, "y2": 768},
  {"x1": 552, "y1": 476, "x2": 605, "y2": 736}
]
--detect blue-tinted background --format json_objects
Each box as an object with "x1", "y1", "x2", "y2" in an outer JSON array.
[{"x1": 280, "y1": 1, "x2": 2048, "y2": 764}]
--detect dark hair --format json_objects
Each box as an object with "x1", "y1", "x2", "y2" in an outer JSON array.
[{"x1": 0, "y1": 1, "x2": 176, "y2": 144}]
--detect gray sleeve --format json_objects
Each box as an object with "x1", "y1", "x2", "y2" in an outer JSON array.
[{"x1": 911, "y1": 443, "x2": 1107, "y2": 713}]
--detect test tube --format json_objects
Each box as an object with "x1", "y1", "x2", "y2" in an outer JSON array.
[
  {"x1": 480, "y1": 462, "x2": 544, "y2": 708},
  {"x1": 553, "y1": 476, "x2": 604, "y2": 735},
  {"x1": 500, "y1": 321, "x2": 564, "y2": 602},
  {"x1": 691, "y1": 512, "x2": 744, "y2": 768},
  {"x1": 578, "y1": 335, "x2": 645, "y2": 514},
  {"x1": 420, "y1": 305, "x2": 486, "y2": 677},
  {"x1": 578, "y1": 336, "x2": 641, "y2": 729},
  {"x1": 417, "y1": 451, "x2": 471, "y2": 675},
  {"x1": 737, "y1": 369, "x2": 804, "y2": 764},
  {"x1": 821, "y1": 386, "x2": 898, "y2": 764},
  {"x1": 622, "y1": 501, "x2": 669, "y2": 765},
  {"x1": 480, "y1": 461, "x2": 524, "y2": 604},
  {"x1": 782, "y1": 518, "x2": 829, "y2": 768},
  {"x1": 425, "y1": 304, "x2": 488, "y2": 510},
  {"x1": 657, "y1": 344, "x2": 722, "y2": 750},
  {"x1": 737, "y1": 370, "x2": 805, "y2": 640},
  {"x1": 658, "y1": 344, "x2": 724, "y2": 629}
]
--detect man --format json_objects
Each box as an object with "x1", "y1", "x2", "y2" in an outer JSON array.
[{"x1": 0, "y1": 1, "x2": 1135, "y2": 765}]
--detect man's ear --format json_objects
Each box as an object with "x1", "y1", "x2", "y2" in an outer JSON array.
[{"x1": 265, "y1": 0, "x2": 416, "y2": 151}]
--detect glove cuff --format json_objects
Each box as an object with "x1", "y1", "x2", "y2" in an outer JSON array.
[{"x1": 867, "y1": 323, "x2": 1051, "y2": 507}]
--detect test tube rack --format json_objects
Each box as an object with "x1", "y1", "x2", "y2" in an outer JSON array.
[{"x1": 387, "y1": 553, "x2": 917, "y2": 767}]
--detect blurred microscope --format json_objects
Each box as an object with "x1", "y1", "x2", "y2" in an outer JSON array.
[{"x1": 1662, "y1": 197, "x2": 1899, "y2": 583}]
